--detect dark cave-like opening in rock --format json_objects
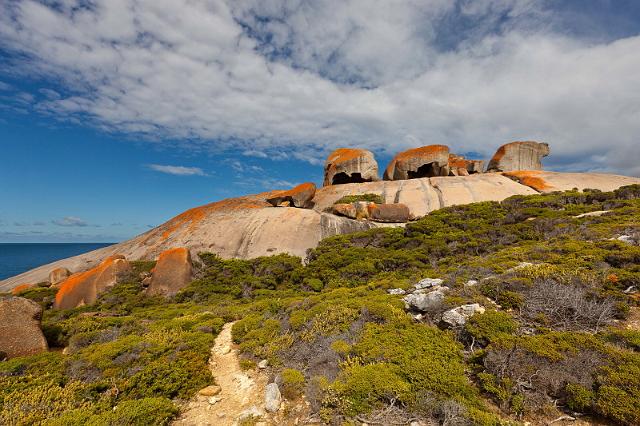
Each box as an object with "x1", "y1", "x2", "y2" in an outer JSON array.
[
  {"x1": 332, "y1": 172, "x2": 371, "y2": 185},
  {"x1": 407, "y1": 163, "x2": 440, "y2": 179}
]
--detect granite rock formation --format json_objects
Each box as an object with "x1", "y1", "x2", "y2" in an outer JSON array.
[
  {"x1": 323, "y1": 148, "x2": 379, "y2": 186},
  {"x1": 384, "y1": 145, "x2": 450, "y2": 180},
  {"x1": 54, "y1": 255, "x2": 131, "y2": 310},
  {"x1": 11, "y1": 283, "x2": 34, "y2": 294},
  {"x1": 49, "y1": 267, "x2": 71, "y2": 287},
  {"x1": 147, "y1": 247, "x2": 193, "y2": 297},
  {"x1": 0, "y1": 296, "x2": 48, "y2": 358},
  {"x1": 448, "y1": 154, "x2": 484, "y2": 176},
  {"x1": 266, "y1": 182, "x2": 316, "y2": 208},
  {"x1": 486, "y1": 141, "x2": 550, "y2": 172}
]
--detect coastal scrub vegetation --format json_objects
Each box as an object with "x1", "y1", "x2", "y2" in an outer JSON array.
[{"x1": 2, "y1": 185, "x2": 640, "y2": 425}]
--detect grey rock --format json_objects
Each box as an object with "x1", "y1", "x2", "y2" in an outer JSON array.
[
  {"x1": 465, "y1": 279, "x2": 478, "y2": 287},
  {"x1": 441, "y1": 304, "x2": 485, "y2": 327},
  {"x1": 258, "y1": 359, "x2": 269, "y2": 369},
  {"x1": 617, "y1": 235, "x2": 636, "y2": 245},
  {"x1": 387, "y1": 288, "x2": 406, "y2": 295},
  {"x1": 415, "y1": 278, "x2": 443, "y2": 290},
  {"x1": 265, "y1": 383, "x2": 281, "y2": 412},
  {"x1": 404, "y1": 287, "x2": 448, "y2": 311}
]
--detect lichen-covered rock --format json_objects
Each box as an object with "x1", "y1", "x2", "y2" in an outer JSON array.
[
  {"x1": 367, "y1": 203, "x2": 411, "y2": 223},
  {"x1": 0, "y1": 296, "x2": 48, "y2": 358},
  {"x1": 333, "y1": 203, "x2": 358, "y2": 219},
  {"x1": 147, "y1": 247, "x2": 193, "y2": 297},
  {"x1": 441, "y1": 304, "x2": 486, "y2": 327},
  {"x1": 266, "y1": 182, "x2": 316, "y2": 208},
  {"x1": 49, "y1": 267, "x2": 71, "y2": 287},
  {"x1": 486, "y1": 141, "x2": 550, "y2": 172},
  {"x1": 11, "y1": 283, "x2": 34, "y2": 295},
  {"x1": 384, "y1": 145, "x2": 450, "y2": 180},
  {"x1": 323, "y1": 148, "x2": 379, "y2": 186},
  {"x1": 264, "y1": 383, "x2": 281, "y2": 412},
  {"x1": 54, "y1": 255, "x2": 131, "y2": 309},
  {"x1": 448, "y1": 154, "x2": 484, "y2": 176}
]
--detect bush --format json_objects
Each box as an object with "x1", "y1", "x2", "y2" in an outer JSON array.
[
  {"x1": 281, "y1": 368, "x2": 305, "y2": 399},
  {"x1": 334, "y1": 193, "x2": 383, "y2": 205}
]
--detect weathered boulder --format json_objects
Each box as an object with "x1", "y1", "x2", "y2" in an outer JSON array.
[
  {"x1": 384, "y1": 145, "x2": 450, "y2": 180},
  {"x1": 441, "y1": 304, "x2": 485, "y2": 327},
  {"x1": 367, "y1": 203, "x2": 411, "y2": 223},
  {"x1": 54, "y1": 255, "x2": 131, "y2": 310},
  {"x1": 266, "y1": 182, "x2": 316, "y2": 208},
  {"x1": 265, "y1": 382, "x2": 282, "y2": 412},
  {"x1": 448, "y1": 154, "x2": 484, "y2": 176},
  {"x1": 49, "y1": 267, "x2": 71, "y2": 287},
  {"x1": 11, "y1": 283, "x2": 34, "y2": 295},
  {"x1": 323, "y1": 148, "x2": 379, "y2": 186},
  {"x1": 415, "y1": 278, "x2": 444, "y2": 290},
  {"x1": 403, "y1": 287, "x2": 449, "y2": 311},
  {"x1": 486, "y1": 141, "x2": 550, "y2": 172},
  {"x1": 147, "y1": 247, "x2": 193, "y2": 297},
  {"x1": 333, "y1": 203, "x2": 358, "y2": 219},
  {"x1": 0, "y1": 296, "x2": 48, "y2": 358}
]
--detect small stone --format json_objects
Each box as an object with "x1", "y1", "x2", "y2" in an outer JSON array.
[
  {"x1": 387, "y1": 288, "x2": 406, "y2": 295},
  {"x1": 465, "y1": 280, "x2": 478, "y2": 287},
  {"x1": 208, "y1": 396, "x2": 221, "y2": 405},
  {"x1": 441, "y1": 303, "x2": 485, "y2": 327},
  {"x1": 258, "y1": 359, "x2": 269, "y2": 369},
  {"x1": 199, "y1": 385, "x2": 221, "y2": 396},
  {"x1": 618, "y1": 235, "x2": 635, "y2": 245}
]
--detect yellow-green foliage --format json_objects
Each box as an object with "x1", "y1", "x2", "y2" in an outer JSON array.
[
  {"x1": 334, "y1": 193, "x2": 383, "y2": 205},
  {"x1": 281, "y1": 368, "x2": 305, "y2": 399}
]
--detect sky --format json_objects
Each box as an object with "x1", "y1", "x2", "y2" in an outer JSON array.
[{"x1": 1, "y1": 0, "x2": 639, "y2": 243}]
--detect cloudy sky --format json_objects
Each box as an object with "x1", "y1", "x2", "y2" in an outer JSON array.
[{"x1": 1, "y1": 0, "x2": 639, "y2": 242}]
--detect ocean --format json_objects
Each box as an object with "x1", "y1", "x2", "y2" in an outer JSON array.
[{"x1": 0, "y1": 243, "x2": 114, "y2": 281}]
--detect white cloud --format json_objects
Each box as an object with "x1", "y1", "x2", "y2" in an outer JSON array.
[
  {"x1": 0, "y1": 1, "x2": 639, "y2": 175},
  {"x1": 147, "y1": 164, "x2": 207, "y2": 176},
  {"x1": 52, "y1": 216, "x2": 89, "y2": 227}
]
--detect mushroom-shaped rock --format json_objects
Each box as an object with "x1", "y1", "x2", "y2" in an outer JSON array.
[
  {"x1": 0, "y1": 296, "x2": 48, "y2": 358},
  {"x1": 384, "y1": 145, "x2": 450, "y2": 180},
  {"x1": 147, "y1": 247, "x2": 193, "y2": 297},
  {"x1": 266, "y1": 183, "x2": 316, "y2": 208},
  {"x1": 49, "y1": 267, "x2": 71, "y2": 287},
  {"x1": 54, "y1": 255, "x2": 131, "y2": 310},
  {"x1": 486, "y1": 141, "x2": 550, "y2": 172},
  {"x1": 367, "y1": 203, "x2": 411, "y2": 223},
  {"x1": 11, "y1": 283, "x2": 34, "y2": 295},
  {"x1": 448, "y1": 154, "x2": 484, "y2": 176},
  {"x1": 323, "y1": 148, "x2": 379, "y2": 186}
]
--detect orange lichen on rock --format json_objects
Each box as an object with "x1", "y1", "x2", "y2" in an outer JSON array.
[
  {"x1": 11, "y1": 283, "x2": 33, "y2": 295},
  {"x1": 266, "y1": 182, "x2": 316, "y2": 208},
  {"x1": 502, "y1": 171, "x2": 552, "y2": 191},
  {"x1": 147, "y1": 247, "x2": 193, "y2": 297},
  {"x1": 448, "y1": 154, "x2": 484, "y2": 176},
  {"x1": 384, "y1": 145, "x2": 450, "y2": 180},
  {"x1": 324, "y1": 148, "x2": 379, "y2": 186},
  {"x1": 54, "y1": 255, "x2": 131, "y2": 310}
]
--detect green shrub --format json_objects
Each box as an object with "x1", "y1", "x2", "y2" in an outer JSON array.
[
  {"x1": 281, "y1": 368, "x2": 305, "y2": 399},
  {"x1": 334, "y1": 193, "x2": 383, "y2": 205}
]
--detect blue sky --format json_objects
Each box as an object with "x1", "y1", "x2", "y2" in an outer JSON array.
[{"x1": 1, "y1": 0, "x2": 640, "y2": 242}]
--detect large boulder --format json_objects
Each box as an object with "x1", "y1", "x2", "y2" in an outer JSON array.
[
  {"x1": 266, "y1": 182, "x2": 316, "y2": 208},
  {"x1": 486, "y1": 141, "x2": 550, "y2": 172},
  {"x1": 147, "y1": 247, "x2": 193, "y2": 297},
  {"x1": 403, "y1": 287, "x2": 449, "y2": 312},
  {"x1": 384, "y1": 145, "x2": 450, "y2": 180},
  {"x1": 323, "y1": 148, "x2": 379, "y2": 186},
  {"x1": 54, "y1": 255, "x2": 131, "y2": 309},
  {"x1": 49, "y1": 267, "x2": 71, "y2": 287},
  {"x1": 0, "y1": 297, "x2": 48, "y2": 358},
  {"x1": 367, "y1": 203, "x2": 411, "y2": 223},
  {"x1": 448, "y1": 154, "x2": 484, "y2": 176}
]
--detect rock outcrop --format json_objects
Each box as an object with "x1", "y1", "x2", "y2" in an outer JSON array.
[
  {"x1": 54, "y1": 255, "x2": 131, "y2": 310},
  {"x1": 11, "y1": 283, "x2": 34, "y2": 295},
  {"x1": 2, "y1": 172, "x2": 639, "y2": 293},
  {"x1": 0, "y1": 297, "x2": 48, "y2": 358},
  {"x1": 323, "y1": 148, "x2": 379, "y2": 186},
  {"x1": 49, "y1": 267, "x2": 71, "y2": 287},
  {"x1": 441, "y1": 304, "x2": 485, "y2": 327},
  {"x1": 266, "y1": 182, "x2": 316, "y2": 208},
  {"x1": 367, "y1": 203, "x2": 411, "y2": 222},
  {"x1": 486, "y1": 141, "x2": 550, "y2": 172},
  {"x1": 384, "y1": 145, "x2": 450, "y2": 180},
  {"x1": 448, "y1": 154, "x2": 484, "y2": 176},
  {"x1": 147, "y1": 247, "x2": 193, "y2": 297}
]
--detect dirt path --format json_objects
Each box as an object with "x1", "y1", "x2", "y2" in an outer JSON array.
[{"x1": 173, "y1": 322, "x2": 270, "y2": 426}]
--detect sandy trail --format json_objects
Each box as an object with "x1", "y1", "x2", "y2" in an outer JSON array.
[{"x1": 174, "y1": 322, "x2": 269, "y2": 426}]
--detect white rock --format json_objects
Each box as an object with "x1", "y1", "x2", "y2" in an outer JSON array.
[
  {"x1": 387, "y1": 288, "x2": 406, "y2": 295},
  {"x1": 208, "y1": 396, "x2": 221, "y2": 405},
  {"x1": 265, "y1": 383, "x2": 281, "y2": 412},
  {"x1": 258, "y1": 359, "x2": 269, "y2": 369},
  {"x1": 414, "y1": 278, "x2": 444, "y2": 290},
  {"x1": 574, "y1": 210, "x2": 610, "y2": 218},
  {"x1": 441, "y1": 304, "x2": 485, "y2": 327},
  {"x1": 617, "y1": 235, "x2": 635, "y2": 245},
  {"x1": 465, "y1": 280, "x2": 478, "y2": 287},
  {"x1": 403, "y1": 287, "x2": 448, "y2": 311}
]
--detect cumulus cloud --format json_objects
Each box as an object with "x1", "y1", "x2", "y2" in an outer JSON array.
[
  {"x1": 0, "y1": 0, "x2": 638, "y2": 175},
  {"x1": 147, "y1": 164, "x2": 208, "y2": 176},
  {"x1": 52, "y1": 216, "x2": 89, "y2": 227}
]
